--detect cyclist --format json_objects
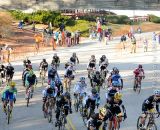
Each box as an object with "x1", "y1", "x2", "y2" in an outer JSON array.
[
  {"x1": 23, "y1": 57, "x2": 31, "y2": 69},
  {"x1": 70, "y1": 52, "x2": 79, "y2": 65},
  {"x1": 73, "y1": 77, "x2": 87, "y2": 103},
  {"x1": 106, "y1": 81, "x2": 120, "y2": 102},
  {"x1": 105, "y1": 92, "x2": 127, "y2": 130},
  {"x1": 63, "y1": 63, "x2": 75, "y2": 91},
  {"x1": 48, "y1": 64, "x2": 60, "y2": 85},
  {"x1": 55, "y1": 92, "x2": 72, "y2": 127},
  {"x1": 25, "y1": 68, "x2": 37, "y2": 98},
  {"x1": 0, "y1": 64, "x2": 5, "y2": 84},
  {"x1": 39, "y1": 59, "x2": 48, "y2": 78},
  {"x1": 99, "y1": 55, "x2": 109, "y2": 67},
  {"x1": 52, "y1": 53, "x2": 60, "y2": 68},
  {"x1": 55, "y1": 77, "x2": 63, "y2": 94},
  {"x1": 139, "y1": 90, "x2": 160, "y2": 128},
  {"x1": 110, "y1": 67, "x2": 123, "y2": 90},
  {"x1": 87, "y1": 107, "x2": 108, "y2": 130},
  {"x1": 92, "y1": 71, "x2": 102, "y2": 90},
  {"x1": 42, "y1": 81, "x2": 58, "y2": 113},
  {"x1": 22, "y1": 65, "x2": 31, "y2": 87},
  {"x1": 87, "y1": 55, "x2": 96, "y2": 79},
  {"x1": 5, "y1": 63, "x2": 14, "y2": 82},
  {"x1": 84, "y1": 88, "x2": 100, "y2": 118},
  {"x1": 133, "y1": 64, "x2": 145, "y2": 90},
  {"x1": 1, "y1": 81, "x2": 17, "y2": 114}
]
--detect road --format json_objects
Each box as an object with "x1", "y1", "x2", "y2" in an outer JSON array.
[{"x1": 0, "y1": 35, "x2": 160, "y2": 130}]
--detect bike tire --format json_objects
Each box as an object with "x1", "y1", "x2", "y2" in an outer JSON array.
[
  {"x1": 137, "y1": 116, "x2": 142, "y2": 130},
  {"x1": 7, "y1": 105, "x2": 10, "y2": 124},
  {"x1": 146, "y1": 123, "x2": 157, "y2": 130},
  {"x1": 27, "y1": 93, "x2": 30, "y2": 107},
  {"x1": 137, "y1": 85, "x2": 141, "y2": 94},
  {"x1": 47, "y1": 111, "x2": 52, "y2": 123}
]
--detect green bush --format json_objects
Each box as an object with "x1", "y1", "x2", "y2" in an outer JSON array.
[
  {"x1": 105, "y1": 15, "x2": 130, "y2": 24},
  {"x1": 148, "y1": 15, "x2": 160, "y2": 23}
]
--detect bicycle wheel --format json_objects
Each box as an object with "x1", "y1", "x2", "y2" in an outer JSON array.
[
  {"x1": 137, "y1": 84, "x2": 141, "y2": 94},
  {"x1": 27, "y1": 92, "x2": 30, "y2": 107},
  {"x1": 47, "y1": 110, "x2": 52, "y2": 123},
  {"x1": 59, "y1": 116, "x2": 65, "y2": 130},
  {"x1": 146, "y1": 123, "x2": 157, "y2": 130},
  {"x1": 7, "y1": 105, "x2": 10, "y2": 124},
  {"x1": 137, "y1": 116, "x2": 142, "y2": 130}
]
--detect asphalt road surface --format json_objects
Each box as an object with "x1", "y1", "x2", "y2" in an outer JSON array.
[{"x1": 0, "y1": 35, "x2": 160, "y2": 130}]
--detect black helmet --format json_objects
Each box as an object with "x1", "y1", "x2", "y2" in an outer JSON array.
[
  {"x1": 91, "y1": 88, "x2": 97, "y2": 94},
  {"x1": 102, "y1": 55, "x2": 106, "y2": 59},
  {"x1": 43, "y1": 59, "x2": 46, "y2": 62},
  {"x1": 96, "y1": 71, "x2": 100, "y2": 75}
]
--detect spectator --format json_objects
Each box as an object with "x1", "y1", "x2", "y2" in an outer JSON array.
[
  {"x1": 58, "y1": 32, "x2": 62, "y2": 46},
  {"x1": 130, "y1": 36, "x2": 136, "y2": 53},
  {"x1": 75, "y1": 30, "x2": 80, "y2": 44},
  {"x1": 143, "y1": 37, "x2": 148, "y2": 52},
  {"x1": 61, "y1": 31, "x2": 65, "y2": 46},
  {"x1": 71, "y1": 32, "x2": 75, "y2": 46},
  {"x1": 152, "y1": 32, "x2": 157, "y2": 48},
  {"x1": 121, "y1": 34, "x2": 127, "y2": 49},
  {"x1": 18, "y1": 20, "x2": 24, "y2": 29},
  {"x1": 66, "y1": 31, "x2": 71, "y2": 47}
]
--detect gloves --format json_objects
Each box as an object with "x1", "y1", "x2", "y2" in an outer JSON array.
[{"x1": 124, "y1": 113, "x2": 127, "y2": 120}]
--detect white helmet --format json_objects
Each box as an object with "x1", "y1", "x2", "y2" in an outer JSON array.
[{"x1": 154, "y1": 90, "x2": 160, "y2": 96}]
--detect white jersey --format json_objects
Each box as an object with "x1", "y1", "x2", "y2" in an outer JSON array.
[{"x1": 74, "y1": 82, "x2": 87, "y2": 94}]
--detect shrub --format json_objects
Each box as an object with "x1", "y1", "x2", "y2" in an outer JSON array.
[
  {"x1": 105, "y1": 15, "x2": 130, "y2": 24},
  {"x1": 148, "y1": 15, "x2": 160, "y2": 23}
]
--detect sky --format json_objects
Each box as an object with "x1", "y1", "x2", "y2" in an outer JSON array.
[{"x1": 110, "y1": 10, "x2": 160, "y2": 17}]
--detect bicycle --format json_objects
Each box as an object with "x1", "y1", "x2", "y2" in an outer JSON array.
[
  {"x1": 74, "y1": 93, "x2": 84, "y2": 112},
  {"x1": 82, "y1": 105, "x2": 95, "y2": 126},
  {"x1": 111, "y1": 114, "x2": 124, "y2": 130},
  {"x1": 137, "y1": 112, "x2": 159, "y2": 130},
  {"x1": 55, "y1": 107, "x2": 67, "y2": 130},
  {"x1": 26, "y1": 85, "x2": 34, "y2": 107},
  {"x1": 4, "y1": 100, "x2": 12, "y2": 124},
  {"x1": 87, "y1": 68, "x2": 96, "y2": 87},
  {"x1": 63, "y1": 77, "x2": 73, "y2": 92},
  {"x1": 40, "y1": 69, "x2": 46, "y2": 86},
  {"x1": 134, "y1": 76, "x2": 142, "y2": 94}
]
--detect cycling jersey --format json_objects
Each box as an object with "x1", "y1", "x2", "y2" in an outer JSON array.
[
  {"x1": 52, "y1": 56, "x2": 60, "y2": 64},
  {"x1": 92, "y1": 75, "x2": 102, "y2": 85},
  {"x1": 1, "y1": 86, "x2": 17, "y2": 101},
  {"x1": 74, "y1": 82, "x2": 87, "y2": 94},
  {"x1": 48, "y1": 68, "x2": 57, "y2": 79},
  {"x1": 64, "y1": 67, "x2": 74, "y2": 78},
  {"x1": 0, "y1": 65, "x2": 5, "y2": 78},
  {"x1": 42, "y1": 87, "x2": 58, "y2": 98},
  {"x1": 142, "y1": 95, "x2": 160, "y2": 113},
  {"x1": 111, "y1": 74, "x2": 122, "y2": 86},
  {"x1": 106, "y1": 88, "x2": 118, "y2": 101},
  {"x1": 88, "y1": 113, "x2": 108, "y2": 130},
  {"x1": 40, "y1": 61, "x2": 48, "y2": 70},
  {"x1": 25, "y1": 73, "x2": 37, "y2": 87},
  {"x1": 6, "y1": 66, "x2": 14, "y2": 75},
  {"x1": 88, "y1": 62, "x2": 96, "y2": 69},
  {"x1": 134, "y1": 68, "x2": 144, "y2": 77}
]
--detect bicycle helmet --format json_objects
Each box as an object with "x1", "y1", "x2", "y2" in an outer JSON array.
[
  {"x1": 114, "y1": 92, "x2": 122, "y2": 100},
  {"x1": 10, "y1": 81, "x2": 16, "y2": 87},
  {"x1": 113, "y1": 67, "x2": 118, "y2": 71},
  {"x1": 28, "y1": 64, "x2": 32, "y2": 70},
  {"x1": 91, "y1": 88, "x2": 97, "y2": 94},
  {"x1": 154, "y1": 90, "x2": 160, "y2": 96},
  {"x1": 99, "y1": 107, "x2": 107, "y2": 117},
  {"x1": 72, "y1": 52, "x2": 76, "y2": 56},
  {"x1": 43, "y1": 59, "x2": 46, "y2": 62},
  {"x1": 80, "y1": 77, "x2": 85, "y2": 82},
  {"x1": 138, "y1": 64, "x2": 142, "y2": 68},
  {"x1": 102, "y1": 55, "x2": 106, "y2": 59},
  {"x1": 95, "y1": 71, "x2": 100, "y2": 75},
  {"x1": 91, "y1": 55, "x2": 95, "y2": 59}
]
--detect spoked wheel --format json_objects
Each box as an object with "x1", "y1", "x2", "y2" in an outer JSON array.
[
  {"x1": 82, "y1": 109, "x2": 88, "y2": 126},
  {"x1": 137, "y1": 116, "x2": 143, "y2": 130},
  {"x1": 47, "y1": 110, "x2": 52, "y2": 123},
  {"x1": 137, "y1": 84, "x2": 141, "y2": 94},
  {"x1": 146, "y1": 123, "x2": 157, "y2": 130},
  {"x1": 26, "y1": 92, "x2": 30, "y2": 107},
  {"x1": 74, "y1": 98, "x2": 79, "y2": 112},
  {"x1": 58, "y1": 117, "x2": 65, "y2": 130},
  {"x1": 7, "y1": 105, "x2": 10, "y2": 124}
]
